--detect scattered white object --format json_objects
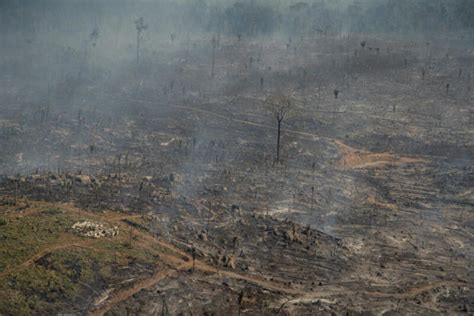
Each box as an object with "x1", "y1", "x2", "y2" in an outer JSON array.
[{"x1": 72, "y1": 221, "x2": 119, "y2": 238}]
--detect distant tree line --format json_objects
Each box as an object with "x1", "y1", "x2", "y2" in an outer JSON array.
[
  {"x1": 347, "y1": 0, "x2": 474, "y2": 34},
  {"x1": 1, "y1": 0, "x2": 474, "y2": 38}
]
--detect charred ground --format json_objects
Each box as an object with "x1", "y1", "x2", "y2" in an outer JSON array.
[{"x1": 0, "y1": 23, "x2": 473, "y2": 316}]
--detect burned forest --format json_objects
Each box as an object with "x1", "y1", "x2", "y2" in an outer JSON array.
[{"x1": 0, "y1": 0, "x2": 473, "y2": 315}]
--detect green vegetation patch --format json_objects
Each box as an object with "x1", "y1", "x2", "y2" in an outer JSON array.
[
  {"x1": 0, "y1": 204, "x2": 167, "y2": 315},
  {"x1": 0, "y1": 208, "x2": 76, "y2": 272}
]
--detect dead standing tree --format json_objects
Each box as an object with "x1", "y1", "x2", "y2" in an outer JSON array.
[
  {"x1": 211, "y1": 35, "x2": 217, "y2": 78},
  {"x1": 90, "y1": 27, "x2": 99, "y2": 47},
  {"x1": 191, "y1": 245, "x2": 196, "y2": 273},
  {"x1": 264, "y1": 95, "x2": 295, "y2": 165},
  {"x1": 134, "y1": 17, "x2": 148, "y2": 65}
]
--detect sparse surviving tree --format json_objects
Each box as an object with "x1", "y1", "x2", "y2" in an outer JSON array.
[
  {"x1": 134, "y1": 17, "x2": 148, "y2": 65},
  {"x1": 264, "y1": 95, "x2": 294, "y2": 164}
]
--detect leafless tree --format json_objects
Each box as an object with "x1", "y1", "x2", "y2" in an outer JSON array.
[
  {"x1": 238, "y1": 290, "x2": 244, "y2": 316},
  {"x1": 90, "y1": 27, "x2": 99, "y2": 47},
  {"x1": 161, "y1": 297, "x2": 169, "y2": 316},
  {"x1": 264, "y1": 95, "x2": 294, "y2": 164},
  {"x1": 232, "y1": 236, "x2": 238, "y2": 254},
  {"x1": 211, "y1": 36, "x2": 217, "y2": 78},
  {"x1": 134, "y1": 17, "x2": 148, "y2": 65},
  {"x1": 191, "y1": 245, "x2": 196, "y2": 272}
]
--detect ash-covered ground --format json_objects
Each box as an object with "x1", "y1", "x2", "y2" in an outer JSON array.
[{"x1": 0, "y1": 1, "x2": 473, "y2": 315}]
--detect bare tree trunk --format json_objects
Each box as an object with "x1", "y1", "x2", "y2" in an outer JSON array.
[
  {"x1": 276, "y1": 119, "x2": 282, "y2": 164},
  {"x1": 211, "y1": 43, "x2": 216, "y2": 78},
  {"x1": 115, "y1": 18, "x2": 120, "y2": 49},
  {"x1": 14, "y1": 181, "x2": 18, "y2": 205},
  {"x1": 136, "y1": 31, "x2": 140, "y2": 65},
  {"x1": 161, "y1": 297, "x2": 169, "y2": 316},
  {"x1": 192, "y1": 247, "x2": 196, "y2": 273}
]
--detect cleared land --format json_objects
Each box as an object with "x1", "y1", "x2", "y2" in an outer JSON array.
[{"x1": 0, "y1": 32, "x2": 473, "y2": 315}]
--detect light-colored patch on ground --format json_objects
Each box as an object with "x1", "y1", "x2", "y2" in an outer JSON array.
[{"x1": 334, "y1": 140, "x2": 427, "y2": 169}]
